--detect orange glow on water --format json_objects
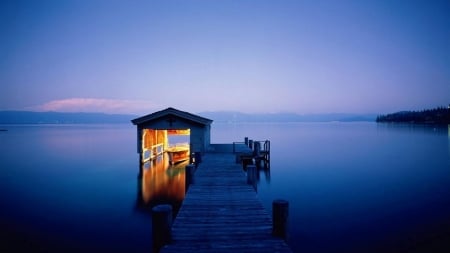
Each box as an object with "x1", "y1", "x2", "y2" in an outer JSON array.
[{"x1": 140, "y1": 153, "x2": 186, "y2": 204}]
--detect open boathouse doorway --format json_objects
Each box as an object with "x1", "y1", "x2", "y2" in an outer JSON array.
[{"x1": 140, "y1": 128, "x2": 191, "y2": 165}]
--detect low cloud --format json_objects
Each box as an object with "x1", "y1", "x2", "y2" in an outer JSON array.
[{"x1": 29, "y1": 98, "x2": 161, "y2": 115}]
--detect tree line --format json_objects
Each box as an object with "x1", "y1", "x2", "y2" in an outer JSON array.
[{"x1": 376, "y1": 106, "x2": 450, "y2": 124}]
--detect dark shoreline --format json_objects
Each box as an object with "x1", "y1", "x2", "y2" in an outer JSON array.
[{"x1": 376, "y1": 107, "x2": 450, "y2": 125}]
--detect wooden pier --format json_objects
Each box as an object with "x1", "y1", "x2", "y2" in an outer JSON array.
[{"x1": 159, "y1": 152, "x2": 292, "y2": 253}]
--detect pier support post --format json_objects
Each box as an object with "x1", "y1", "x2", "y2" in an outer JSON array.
[
  {"x1": 253, "y1": 141, "x2": 261, "y2": 156},
  {"x1": 272, "y1": 199, "x2": 289, "y2": 239},
  {"x1": 248, "y1": 139, "x2": 253, "y2": 149},
  {"x1": 245, "y1": 137, "x2": 249, "y2": 146},
  {"x1": 152, "y1": 204, "x2": 173, "y2": 252}
]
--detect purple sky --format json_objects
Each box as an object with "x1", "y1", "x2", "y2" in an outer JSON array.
[{"x1": 1, "y1": 0, "x2": 449, "y2": 115}]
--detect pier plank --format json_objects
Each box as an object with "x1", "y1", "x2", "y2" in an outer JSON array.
[{"x1": 160, "y1": 153, "x2": 292, "y2": 253}]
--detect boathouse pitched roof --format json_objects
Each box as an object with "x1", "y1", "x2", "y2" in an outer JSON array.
[{"x1": 131, "y1": 107, "x2": 213, "y2": 126}]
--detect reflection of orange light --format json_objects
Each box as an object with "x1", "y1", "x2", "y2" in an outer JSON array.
[{"x1": 141, "y1": 153, "x2": 186, "y2": 204}]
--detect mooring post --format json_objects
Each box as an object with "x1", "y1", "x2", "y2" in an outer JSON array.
[
  {"x1": 248, "y1": 139, "x2": 253, "y2": 149},
  {"x1": 244, "y1": 137, "x2": 249, "y2": 146},
  {"x1": 152, "y1": 204, "x2": 173, "y2": 252},
  {"x1": 272, "y1": 199, "x2": 289, "y2": 239},
  {"x1": 253, "y1": 141, "x2": 261, "y2": 157},
  {"x1": 185, "y1": 164, "x2": 195, "y2": 192}
]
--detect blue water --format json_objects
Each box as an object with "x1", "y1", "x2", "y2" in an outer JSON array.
[
  {"x1": 0, "y1": 123, "x2": 449, "y2": 252},
  {"x1": 0, "y1": 124, "x2": 148, "y2": 252}
]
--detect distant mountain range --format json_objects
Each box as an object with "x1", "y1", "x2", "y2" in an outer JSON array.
[
  {"x1": 0, "y1": 110, "x2": 377, "y2": 124},
  {"x1": 198, "y1": 111, "x2": 377, "y2": 123}
]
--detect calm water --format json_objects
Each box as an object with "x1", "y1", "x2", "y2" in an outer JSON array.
[{"x1": 0, "y1": 123, "x2": 449, "y2": 252}]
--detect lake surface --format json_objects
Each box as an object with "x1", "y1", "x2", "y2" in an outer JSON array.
[{"x1": 0, "y1": 122, "x2": 449, "y2": 252}]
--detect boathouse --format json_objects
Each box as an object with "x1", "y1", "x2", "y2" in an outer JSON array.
[{"x1": 131, "y1": 107, "x2": 213, "y2": 163}]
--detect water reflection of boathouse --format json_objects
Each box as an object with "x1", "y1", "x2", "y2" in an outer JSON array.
[
  {"x1": 131, "y1": 108, "x2": 213, "y2": 212},
  {"x1": 136, "y1": 154, "x2": 187, "y2": 213}
]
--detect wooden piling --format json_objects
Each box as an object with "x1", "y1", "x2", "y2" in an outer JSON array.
[
  {"x1": 253, "y1": 141, "x2": 261, "y2": 157},
  {"x1": 248, "y1": 139, "x2": 253, "y2": 149},
  {"x1": 272, "y1": 199, "x2": 289, "y2": 239},
  {"x1": 152, "y1": 204, "x2": 173, "y2": 252}
]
